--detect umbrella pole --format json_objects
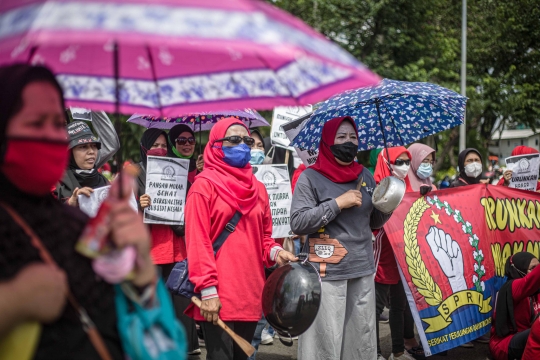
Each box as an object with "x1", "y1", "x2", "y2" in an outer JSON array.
[
  {"x1": 199, "y1": 121, "x2": 202, "y2": 154},
  {"x1": 113, "y1": 41, "x2": 124, "y2": 197},
  {"x1": 376, "y1": 100, "x2": 392, "y2": 173}
]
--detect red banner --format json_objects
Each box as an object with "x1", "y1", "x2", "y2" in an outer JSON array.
[{"x1": 384, "y1": 184, "x2": 540, "y2": 355}]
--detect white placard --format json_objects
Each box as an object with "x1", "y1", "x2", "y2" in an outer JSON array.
[
  {"x1": 70, "y1": 107, "x2": 92, "y2": 121},
  {"x1": 144, "y1": 156, "x2": 189, "y2": 225},
  {"x1": 271, "y1": 106, "x2": 312, "y2": 150},
  {"x1": 280, "y1": 110, "x2": 319, "y2": 167},
  {"x1": 253, "y1": 164, "x2": 293, "y2": 238},
  {"x1": 78, "y1": 185, "x2": 138, "y2": 217},
  {"x1": 505, "y1": 153, "x2": 540, "y2": 191}
]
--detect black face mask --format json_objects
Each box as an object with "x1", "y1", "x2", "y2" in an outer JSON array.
[{"x1": 330, "y1": 142, "x2": 358, "y2": 163}]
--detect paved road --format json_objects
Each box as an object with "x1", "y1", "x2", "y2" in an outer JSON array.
[{"x1": 191, "y1": 314, "x2": 491, "y2": 360}]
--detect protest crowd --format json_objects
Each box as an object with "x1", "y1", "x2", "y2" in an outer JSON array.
[{"x1": 0, "y1": 3, "x2": 539, "y2": 360}]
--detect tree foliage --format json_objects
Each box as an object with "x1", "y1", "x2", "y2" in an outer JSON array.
[{"x1": 272, "y1": 0, "x2": 540, "y2": 171}]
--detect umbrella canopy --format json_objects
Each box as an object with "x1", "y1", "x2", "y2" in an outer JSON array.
[
  {"x1": 291, "y1": 79, "x2": 467, "y2": 151},
  {"x1": 0, "y1": 0, "x2": 380, "y2": 116},
  {"x1": 127, "y1": 109, "x2": 269, "y2": 130}
]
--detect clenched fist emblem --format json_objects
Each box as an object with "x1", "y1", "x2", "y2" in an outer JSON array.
[{"x1": 425, "y1": 226, "x2": 467, "y2": 293}]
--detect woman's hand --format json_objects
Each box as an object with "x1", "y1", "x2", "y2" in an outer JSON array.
[
  {"x1": 335, "y1": 190, "x2": 362, "y2": 209},
  {"x1": 276, "y1": 250, "x2": 298, "y2": 267},
  {"x1": 196, "y1": 154, "x2": 204, "y2": 172},
  {"x1": 109, "y1": 200, "x2": 156, "y2": 286},
  {"x1": 503, "y1": 170, "x2": 513, "y2": 186},
  {"x1": 200, "y1": 297, "x2": 222, "y2": 324},
  {"x1": 139, "y1": 194, "x2": 151, "y2": 209},
  {"x1": 67, "y1": 187, "x2": 94, "y2": 207}
]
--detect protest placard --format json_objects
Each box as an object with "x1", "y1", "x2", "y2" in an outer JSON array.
[
  {"x1": 70, "y1": 107, "x2": 92, "y2": 122},
  {"x1": 280, "y1": 110, "x2": 319, "y2": 167},
  {"x1": 78, "y1": 185, "x2": 138, "y2": 218},
  {"x1": 271, "y1": 106, "x2": 312, "y2": 150},
  {"x1": 144, "y1": 156, "x2": 189, "y2": 225},
  {"x1": 253, "y1": 164, "x2": 293, "y2": 238},
  {"x1": 504, "y1": 153, "x2": 540, "y2": 191}
]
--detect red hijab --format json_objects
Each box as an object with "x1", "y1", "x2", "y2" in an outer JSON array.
[
  {"x1": 512, "y1": 146, "x2": 539, "y2": 156},
  {"x1": 195, "y1": 118, "x2": 259, "y2": 215},
  {"x1": 373, "y1": 146, "x2": 413, "y2": 192},
  {"x1": 311, "y1": 116, "x2": 363, "y2": 183}
]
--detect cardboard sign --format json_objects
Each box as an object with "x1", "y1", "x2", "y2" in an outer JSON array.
[
  {"x1": 144, "y1": 156, "x2": 189, "y2": 225},
  {"x1": 253, "y1": 164, "x2": 293, "y2": 238},
  {"x1": 505, "y1": 153, "x2": 540, "y2": 191},
  {"x1": 78, "y1": 185, "x2": 137, "y2": 217},
  {"x1": 271, "y1": 106, "x2": 312, "y2": 150}
]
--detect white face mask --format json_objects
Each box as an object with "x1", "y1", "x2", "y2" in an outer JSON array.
[
  {"x1": 464, "y1": 162, "x2": 482, "y2": 178},
  {"x1": 392, "y1": 164, "x2": 410, "y2": 179}
]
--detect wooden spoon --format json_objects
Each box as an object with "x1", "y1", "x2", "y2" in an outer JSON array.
[{"x1": 191, "y1": 297, "x2": 256, "y2": 357}]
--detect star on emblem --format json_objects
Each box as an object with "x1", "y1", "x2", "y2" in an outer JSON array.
[{"x1": 430, "y1": 211, "x2": 442, "y2": 225}]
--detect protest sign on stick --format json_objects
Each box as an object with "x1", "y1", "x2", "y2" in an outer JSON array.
[
  {"x1": 253, "y1": 164, "x2": 293, "y2": 238},
  {"x1": 504, "y1": 153, "x2": 540, "y2": 191},
  {"x1": 144, "y1": 156, "x2": 189, "y2": 225},
  {"x1": 78, "y1": 185, "x2": 137, "y2": 217},
  {"x1": 280, "y1": 110, "x2": 319, "y2": 167}
]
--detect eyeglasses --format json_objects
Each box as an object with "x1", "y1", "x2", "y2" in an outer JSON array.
[
  {"x1": 394, "y1": 159, "x2": 411, "y2": 166},
  {"x1": 175, "y1": 137, "x2": 196, "y2": 145},
  {"x1": 215, "y1": 136, "x2": 255, "y2": 146},
  {"x1": 421, "y1": 159, "x2": 435, "y2": 165}
]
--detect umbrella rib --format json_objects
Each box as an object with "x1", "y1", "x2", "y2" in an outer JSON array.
[{"x1": 145, "y1": 45, "x2": 163, "y2": 119}]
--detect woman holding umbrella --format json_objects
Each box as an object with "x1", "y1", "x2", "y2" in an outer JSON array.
[
  {"x1": 184, "y1": 117, "x2": 296, "y2": 360},
  {"x1": 168, "y1": 124, "x2": 204, "y2": 181},
  {"x1": 291, "y1": 116, "x2": 391, "y2": 360}
]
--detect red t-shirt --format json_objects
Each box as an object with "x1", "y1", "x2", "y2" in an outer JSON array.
[{"x1": 149, "y1": 224, "x2": 186, "y2": 265}]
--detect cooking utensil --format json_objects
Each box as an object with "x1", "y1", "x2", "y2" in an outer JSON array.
[
  {"x1": 372, "y1": 176, "x2": 406, "y2": 214},
  {"x1": 191, "y1": 297, "x2": 255, "y2": 357}
]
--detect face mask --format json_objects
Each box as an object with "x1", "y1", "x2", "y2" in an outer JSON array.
[
  {"x1": 416, "y1": 163, "x2": 433, "y2": 179},
  {"x1": 146, "y1": 148, "x2": 167, "y2": 157},
  {"x1": 0, "y1": 137, "x2": 68, "y2": 196},
  {"x1": 249, "y1": 149, "x2": 265, "y2": 165},
  {"x1": 330, "y1": 142, "x2": 358, "y2": 163},
  {"x1": 222, "y1": 143, "x2": 251, "y2": 168},
  {"x1": 392, "y1": 163, "x2": 410, "y2": 179},
  {"x1": 464, "y1": 162, "x2": 482, "y2": 178}
]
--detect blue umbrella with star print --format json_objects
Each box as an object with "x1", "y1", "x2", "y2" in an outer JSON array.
[{"x1": 291, "y1": 79, "x2": 467, "y2": 152}]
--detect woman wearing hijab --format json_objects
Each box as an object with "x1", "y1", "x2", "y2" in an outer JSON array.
[
  {"x1": 291, "y1": 116, "x2": 391, "y2": 360},
  {"x1": 135, "y1": 128, "x2": 201, "y2": 356},
  {"x1": 407, "y1": 143, "x2": 437, "y2": 193},
  {"x1": 372, "y1": 147, "x2": 422, "y2": 360},
  {"x1": 184, "y1": 117, "x2": 296, "y2": 360},
  {"x1": 54, "y1": 112, "x2": 120, "y2": 204},
  {"x1": 0, "y1": 64, "x2": 156, "y2": 359},
  {"x1": 450, "y1": 148, "x2": 488, "y2": 187},
  {"x1": 490, "y1": 252, "x2": 540, "y2": 360},
  {"x1": 168, "y1": 124, "x2": 203, "y2": 182},
  {"x1": 497, "y1": 146, "x2": 540, "y2": 191},
  {"x1": 249, "y1": 129, "x2": 266, "y2": 166}
]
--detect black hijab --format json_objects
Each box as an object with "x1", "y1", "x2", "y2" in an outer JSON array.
[
  {"x1": 452, "y1": 148, "x2": 483, "y2": 187},
  {"x1": 68, "y1": 153, "x2": 109, "y2": 189},
  {"x1": 0, "y1": 64, "x2": 66, "y2": 163},
  {"x1": 140, "y1": 128, "x2": 169, "y2": 167},
  {"x1": 495, "y1": 252, "x2": 536, "y2": 337},
  {"x1": 167, "y1": 124, "x2": 197, "y2": 172}
]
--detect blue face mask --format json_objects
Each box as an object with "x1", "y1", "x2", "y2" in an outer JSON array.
[
  {"x1": 222, "y1": 143, "x2": 251, "y2": 168},
  {"x1": 249, "y1": 149, "x2": 265, "y2": 165},
  {"x1": 416, "y1": 163, "x2": 433, "y2": 179}
]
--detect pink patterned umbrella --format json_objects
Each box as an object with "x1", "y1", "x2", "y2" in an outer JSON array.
[{"x1": 0, "y1": 0, "x2": 380, "y2": 116}]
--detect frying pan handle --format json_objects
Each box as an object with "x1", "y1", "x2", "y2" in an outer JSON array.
[
  {"x1": 297, "y1": 252, "x2": 309, "y2": 264},
  {"x1": 276, "y1": 331, "x2": 294, "y2": 347}
]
